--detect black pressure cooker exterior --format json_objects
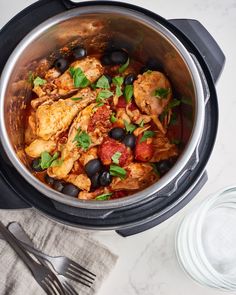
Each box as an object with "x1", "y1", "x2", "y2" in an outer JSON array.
[{"x1": 0, "y1": 0, "x2": 224, "y2": 236}]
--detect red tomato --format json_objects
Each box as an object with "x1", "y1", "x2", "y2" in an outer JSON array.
[
  {"x1": 135, "y1": 134, "x2": 154, "y2": 162},
  {"x1": 98, "y1": 138, "x2": 132, "y2": 166},
  {"x1": 116, "y1": 96, "x2": 126, "y2": 108}
]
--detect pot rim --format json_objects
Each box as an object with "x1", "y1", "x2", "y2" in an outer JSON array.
[{"x1": 0, "y1": 5, "x2": 205, "y2": 210}]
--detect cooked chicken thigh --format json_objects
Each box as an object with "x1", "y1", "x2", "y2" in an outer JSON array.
[
  {"x1": 133, "y1": 71, "x2": 172, "y2": 116},
  {"x1": 25, "y1": 139, "x2": 56, "y2": 158}
]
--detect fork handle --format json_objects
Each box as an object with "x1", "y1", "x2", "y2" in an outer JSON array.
[{"x1": 0, "y1": 221, "x2": 37, "y2": 275}]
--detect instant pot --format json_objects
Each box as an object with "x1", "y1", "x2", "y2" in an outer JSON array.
[{"x1": 0, "y1": 0, "x2": 225, "y2": 236}]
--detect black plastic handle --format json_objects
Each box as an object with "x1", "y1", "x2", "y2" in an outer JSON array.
[
  {"x1": 116, "y1": 171, "x2": 208, "y2": 237},
  {"x1": 168, "y1": 19, "x2": 225, "y2": 83}
]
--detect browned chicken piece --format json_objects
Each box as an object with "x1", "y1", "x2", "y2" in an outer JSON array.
[
  {"x1": 125, "y1": 105, "x2": 152, "y2": 125},
  {"x1": 79, "y1": 147, "x2": 98, "y2": 166},
  {"x1": 48, "y1": 103, "x2": 96, "y2": 179},
  {"x1": 35, "y1": 88, "x2": 97, "y2": 141},
  {"x1": 150, "y1": 131, "x2": 178, "y2": 162},
  {"x1": 25, "y1": 113, "x2": 37, "y2": 145},
  {"x1": 65, "y1": 174, "x2": 91, "y2": 191},
  {"x1": 32, "y1": 85, "x2": 46, "y2": 97},
  {"x1": 54, "y1": 57, "x2": 104, "y2": 94},
  {"x1": 111, "y1": 163, "x2": 159, "y2": 191},
  {"x1": 25, "y1": 139, "x2": 56, "y2": 158},
  {"x1": 79, "y1": 188, "x2": 105, "y2": 200},
  {"x1": 44, "y1": 68, "x2": 61, "y2": 81},
  {"x1": 133, "y1": 71, "x2": 172, "y2": 116}
]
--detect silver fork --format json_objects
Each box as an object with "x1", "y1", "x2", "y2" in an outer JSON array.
[
  {"x1": 8, "y1": 222, "x2": 78, "y2": 295},
  {"x1": 8, "y1": 222, "x2": 96, "y2": 288},
  {"x1": 0, "y1": 221, "x2": 65, "y2": 295}
]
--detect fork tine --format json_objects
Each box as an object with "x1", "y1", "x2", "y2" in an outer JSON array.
[
  {"x1": 41, "y1": 279, "x2": 54, "y2": 295},
  {"x1": 63, "y1": 281, "x2": 78, "y2": 295},
  {"x1": 62, "y1": 282, "x2": 73, "y2": 295},
  {"x1": 48, "y1": 274, "x2": 65, "y2": 295},
  {"x1": 64, "y1": 272, "x2": 92, "y2": 288},
  {"x1": 44, "y1": 278, "x2": 58, "y2": 295},
  {"x1": 67, "y1": 267, "x2": 94, "y2": 284},
  {"x1": 69, "y1": 261, "x2": 96, "y2": 277},
  {"x1": 68, "y1": 264, "x2": 95, "y2": 281},
  {"x1": 67, "y1": 267, "x2": 94, "y2": 283}
]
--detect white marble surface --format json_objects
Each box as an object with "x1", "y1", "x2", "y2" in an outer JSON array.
[{"x1": 1, "y1": 0, "x2": 236, "y2": 294}]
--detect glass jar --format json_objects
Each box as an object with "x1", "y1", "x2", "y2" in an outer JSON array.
[{"x1": 176, "y1": 187, "x2": 236, "y2": 291}]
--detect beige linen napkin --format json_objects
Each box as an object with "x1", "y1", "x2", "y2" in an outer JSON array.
[{"x1": 0, "y1": 209, "x2": 118, "y2": 295}]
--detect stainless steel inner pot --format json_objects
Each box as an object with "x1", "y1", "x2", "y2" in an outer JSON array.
[{"x1": 0, "y1": 6, "x2": 205, "y2": 209}]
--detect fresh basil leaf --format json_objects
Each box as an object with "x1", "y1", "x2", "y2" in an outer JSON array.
[
  {"x1": 96, "y1": 75, "x2": 110, "y2": 89},
  {"x1": 96, "y1": 89, "x2": 113, "y2": 101},
  {"x1": 168, "y1": 99, "x2": 181, "y2": 109},
  {"x1": 33, "y1": 76, "x2": 46, "y2": 87},
  {"x1": 71, "y1": 97, "x2": 83, "y2": 101},
  {"x1": 124, "y1": 120, "x2": 137, "y2": 134},
  {"x1": 96, "y1": 102, "x2": 105, "y2": 107},
  {"x1": 140, "y1": 130, "x2": 155, "y2": 143},
  {"x1": 118, "y1": 58, "x2": 130, "y2": 73},
  {"x1": 150, "y1": 163, "x2": 160, "y2": 176},
  {"x1": 111, "y1": 152, "x2": 122, "y2": 164},
  {"x1": 154, "y1": 87, "x2": 170, "y2": 99},
  {"x1": 73, "y1": 128, "x2": 91, "y2": 151},
  {"x1": 112, "y1": 76, "x2": 124, "y2": 98},
  {"x1": 50, "y1": 159, "x2": 63, "y2": 167},
  {"x1": 112, "y1": 76, "x2": 124, "y2": 86},
  {"x1": 139, "y1": 120, "x2": 144, "y2": 127},
  {"x1": 95, "y1": 193, "x2": 113, "y2": 200},
  {"x1": 90, "y1": 83, "x2": 97, "y2": 90},
  {"x1": 110, "y1": 113, "x2": 117, "y2": 123},
  {"x1": 124, "y1": 85, "x2": 133, "y2": 103},
  {"x1": 109, "y1": 164, "x2": 126, "y2": 179},
  {"x1": 181, "y1": 96, "x2": 192, "y2": 106},
  {"x1": 39, "y1": 151, "x2": 59, "y2": 169},
  {"x1": 169, "y1": 112, "x2": 178, "y2": 126},
  {"x1": 69, "y1": 67, "x2": 90, "y2": 88}
]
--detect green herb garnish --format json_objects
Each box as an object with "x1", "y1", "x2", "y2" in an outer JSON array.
[
  {"x1": 168, "y1": 99, "x2": 181, "y2": 109},
  {"x1": 118, "y1": 58, "x2": 130, "y2": 73},
  {"x1": 112, "y1": 76, "x2": 124, "y2": 98},
  {"x1": 39, "y1": 152, "x2": 60, "y2": 169},
  {"x1": 33, "y1": 76, "x2": 46, "y2": 87},
  {"x1": 140, "y1": 130, "x2": 155, "y2": 143},
  {"x1": 154, "y1": 87, "x2": 170, "y2": 99},
  {"x1": 111, "y1": 152, "x2": 122, "y2": 165},
  {"x1": 109, "y1": 164, "x2": 126, "y2": 179},
  {"x1": 95, "y1": 193, "x2": 113, "y2": 201},
  {"x1": 150, "y1": 163, "x2": 160, "y2": 176},
  {"x1": 110, "y1": 113, "x2": 117, "y2": 123},
  {"x1": 169, "y1": 112, "x2": 178, "y2": 126},
  {"x1": 139, "y1": 120, "x2": 144, "y2": 127},
  {"x1": 96, "y1": 75, "x2": 110, "y2": 89},
  {"x1": 181, "y1": 96, "x2": 192, "y2": 106},
  {"x1": 69, "y1": 67, "x2": 90, "y2": 88},
  {"x1": 71, "y1": 97, "x2": 83, "y2": 101},
  {"x1": 124, "y1": 85, "x2": 133, "y2": 103},
  {"x1": 124, "y1": 120, "x2": 137, "y2": 133},
  {"x1": 73, "y1": 128, "x2": 91, "y2": 151},
  {"x1": 171, "y1": 139, "x2": 181, "y2": 145},
  {"x1": 145, "y1": 70, "x2": 153, "y2": 74},
  {"x1": 96, "y1": 89, "x2": 113, "y2": 106},
  {"x1": 28, "y1": 71, "x2": 35, "y2": 84}
]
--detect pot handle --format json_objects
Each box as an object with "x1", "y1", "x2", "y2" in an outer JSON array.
[
  {"x1": 168, "y1": 19, "x2": 225, "y2": 83},
  {"x1": 0, "y1": 172, "x2": 31, "y2": 210}
]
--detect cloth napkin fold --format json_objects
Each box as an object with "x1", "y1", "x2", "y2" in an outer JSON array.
[{"x1": 0, "y1": 209, "x2": 118, "y2": 295}]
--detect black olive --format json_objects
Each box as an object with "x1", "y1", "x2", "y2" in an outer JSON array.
[
  {"x1": 90, "y1": 173, "x2": 101, "y2": 190},
  {"x1": 124, "y1": 73, "x2": 136, "y2": 85},
  {"x1": 62, "y1": 184, "x2": 80, "y2": 197},
  {"x1": 54, "y1": 58, "x2": 68, "y2": 73},
  {"x1": 156, "y1": 160, "x2": 172, "y2": 176},
  {"x1": 31, "y1": 158, "x2": 43, "y2": 172},
  {"x1": 45, "y1": 174, "x2": 54, "y2": 185},
  {"x1": 53, "y1": 180, "x2": 64, "y2": 192},
  {"x1": 110, "y1": 50, "x2": 129, "y2": 65},
  {"x1": 73, "y1": 46, "x2": 87, "y2": 59},
  {"x1": 101, "y1": 54, "x2": 113, "y2": 66},
  {"x1": 123, "y1": 134, "x2": 136, "y2": 149},
  {"x1": 85, "y1": 159, "x2": 103, "y2": 177},
  {"x1": 99, "y1": 171, "x2": 112, "y2": 186},
  {"x1": 109, "y1": 127, "x2": 125, "y2": 141},
  {"x1": 104, "y1": 74, "x2": 112, "y2": 85}
]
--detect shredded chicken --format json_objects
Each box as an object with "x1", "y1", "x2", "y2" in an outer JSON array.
[
  {"x1": 25, "y1": 139, "x2": 56, "y2": 158},
  {"x1": 111, "y1": 163, "x2": 158, "y2": 191},
  {"x1": 66, "y1": 174, "x2": 91, "y2": 191}
]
